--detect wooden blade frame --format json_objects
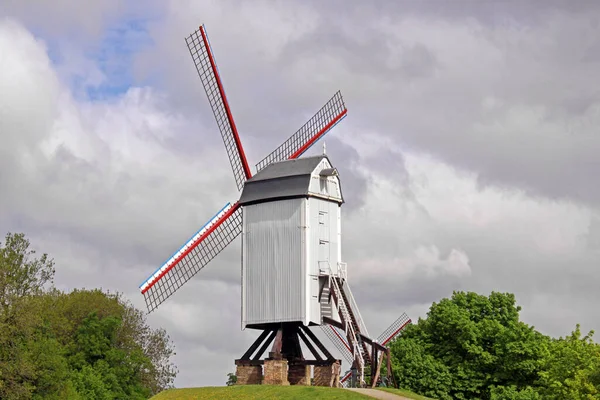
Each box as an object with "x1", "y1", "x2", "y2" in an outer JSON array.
[
  {"x1": 186, "y1": 26, "x2": 252, "y2": 191},
  {"x1": 140, "y1": 202, "x2": 242, "y2": 312},
  {"x1": 255, "y1": 91, "x2": 347, "y2": 172},
  {"x1": 377, "y1": 313, "x2": 412, "y2": 345}
]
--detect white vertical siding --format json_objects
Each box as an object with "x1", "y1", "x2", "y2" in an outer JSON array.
[
  {"x1": 306, "y1": 197, "x2": 343, "y2": 325},
  {"x1": 242, "y1": 199, "x2": 306, "y2": 327},
  {"x1": 308, "y1": 198, "x2": 341, "y2": 273},
  {"x1": 336, "y1": 203, "x2": 342, "y2": 271},
  {"x1": 307, "y1": 198, "x2": 320, "y2": 325}
]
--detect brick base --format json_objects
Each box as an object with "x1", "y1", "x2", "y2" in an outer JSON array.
[
  {"x1": 235, "y1": 365, "x2": 262, "y2": 385},
  {"x1": 288, "y1": 364, "x2": 311, "y2": 385},
  {"x1": 313, "y1": 361, "x2": 341, "y2": 387},
  {"x1": 263, "y1": 359, "x2": 289, "y2": 385}
]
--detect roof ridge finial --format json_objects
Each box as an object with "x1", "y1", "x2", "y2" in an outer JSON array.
[{"x1": 323, "y1": 141, "x2": 326, "y2": 155}]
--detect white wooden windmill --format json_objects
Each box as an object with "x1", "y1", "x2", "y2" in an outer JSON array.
[{"x1": 138, "y1": 24, "x2": 411, "y2": 387}]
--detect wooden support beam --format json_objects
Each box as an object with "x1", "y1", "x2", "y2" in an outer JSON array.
[
  {"x1": 235, "y1": 359, "x2": 339, "y2": 367},
  {"x1": 371, "y1": 352, "x2": 385, "y2": 388},
  {"x1": 387, "y1": 349, "x2": 397, "y2": 388},
  {"x1": 240, "y1": 329, "x2": 272, "y2": 360},
  {"x1": 371, "y1": 347, "x2": 378, "y2": 384},
  {"x1": 322, "y1": 316, "x2": 345, "y2": 331},
  {"x1": 297, "y1": 328, "x2": 323, "y2": 361},
  {"x1": 235, "y1": 359, "x2": 263, "y2": 366},
  {"x1": 358, "y1": 333, "x2": 387, "y2": 353},
  {"x1": 252, "y1": 329, "x2": 278, "y2": 361},
  {"x1": 281, "y1": 324, "x2": 303, "y2": 360},
  {"x1": 299, "y1": 325, "x2": 335, "y2": 361},
  {"x1": 269, "y1": 327, "x2": 284, "y2": 359}
]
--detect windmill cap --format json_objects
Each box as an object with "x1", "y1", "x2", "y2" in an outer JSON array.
[{"x1": 239, "y1": 155, "x2": 344, "y2": 206}]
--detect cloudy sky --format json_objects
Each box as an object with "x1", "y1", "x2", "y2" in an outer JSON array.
[{"x1": 2, "y1": 0, "x2": 599, "y2": 387}]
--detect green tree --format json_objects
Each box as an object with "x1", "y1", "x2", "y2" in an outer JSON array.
[
  {"x1": 226, "y1": 372, "x2": 237, "y2": 386},
  {"x1": 390, "y1": 291, "x2": 549, "y2": 400},
  {"x1": 0, "y1": 232, "x2": 177, "y2": 399},
  {"x1": 537, "y1": 324, "x2": 600, "y2": 399},
  {"x1": 0, "y1": 232, "x2": 54, "y2": 311},
  {"x1": 390, "y1": 335, "x2": 453, "y2": 400},
  {"x1": 0, "y1": 233, "x2": 58, "y2": 399},
  {"x1": 490, "y1": 385, "x2": 542, "y2": 400}
]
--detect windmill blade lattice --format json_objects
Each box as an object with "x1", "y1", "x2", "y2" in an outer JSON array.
[
  {"x1": 186, "y1": 26, "x2": 252, "y2": 190},
  {"x1": 320, "y1": 325, "x2": 353, "y2": 365},
  {"x1": 255, "y1": 91, "x2": 347, "y2": 172},
  {"x1": 140, "y1": 203, "x2": 242, "y2": 312},
  {"x1": 377, "y1": 312, "x2": 411, "y2": 345}
]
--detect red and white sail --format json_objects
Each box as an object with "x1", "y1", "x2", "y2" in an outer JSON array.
[
  {"x1": 186, "y1": 25, "x2": 252, "y2": 190},
  {"x1": 255, "y1": 91, "x2": 347, "y2": 172},
  {"x1": 139, "y1": 202, "x2": 242, "y2": 312}
]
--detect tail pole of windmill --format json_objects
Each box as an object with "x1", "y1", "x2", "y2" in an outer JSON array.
[{"x1": 138, "y1": 24, "x2": 411, "y2": 388}]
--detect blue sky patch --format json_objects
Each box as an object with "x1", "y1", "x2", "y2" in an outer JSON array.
[{"x1": 43, "y1": 15, "x2": 157, "y2": 102}]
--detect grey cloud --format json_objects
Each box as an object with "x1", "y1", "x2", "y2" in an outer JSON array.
[
  {"x1": 352, "y1": 268, "x2": 468, "y2": 310},
  {"x1": 586, "y1": 215, "x2": 600, "y2": 251},
  {"x1": 307, "y1": 0, "x2": 599, "y2": 27},
  {"x1": 278, "y1": 24, "x2": 438, "y2": 81},
  {"x1": 247, "y1": 2, "x2": 600, "y2": 206},
  {"x1": 1, "y1": 0, "x2": 126, "y2": 39}
]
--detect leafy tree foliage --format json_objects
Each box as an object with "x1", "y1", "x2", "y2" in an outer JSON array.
[
  {"x1": 0, "y1": 232, "x2": 178, "y2": 399},
  {"x1": 226, "y1": 372, "x2": 237, "y2": 386},
  {"x1": 390, "y1": 291, "x2": 600, "y2": 399},
  {"x1": 490, "y1": 385, "x2": 542, "y2": 400},
  {"x1": 537, "y1": 324, "x2": 600, "y2": 399}
]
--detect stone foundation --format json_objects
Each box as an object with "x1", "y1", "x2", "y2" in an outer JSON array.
[
  {"x1": 235, "y1": 365, "x2": 262, "y2": 385},
  {"x1": 263, "y1": 359, "x2": 289, "y2": 385},
  {"x1": 314, "y1": 361, "x2": 341, "y2": 387},
  {"x1": 288, "y1": 364, "x2": 311, "y2": 385}
]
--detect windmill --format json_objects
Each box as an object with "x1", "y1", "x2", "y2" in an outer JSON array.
[{"x1": 138, "y1": 24, "x2": 410, "y2": 387}]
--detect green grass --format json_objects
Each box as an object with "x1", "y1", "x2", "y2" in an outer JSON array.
[
  {"x1": 376, "y1": 387, "x2": 436, "y2": 400},
  {"x1": 151, "y1": 386, "x2": 371, "y2": 400}
]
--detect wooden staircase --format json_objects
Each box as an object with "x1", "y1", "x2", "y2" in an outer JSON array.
[{"x1": 335, "y1": 277, "x2": 371, "y2": 366}]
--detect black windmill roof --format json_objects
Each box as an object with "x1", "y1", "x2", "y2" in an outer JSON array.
[{"x1": 239, "y1": 155, "x2": 343, "y2": 206}]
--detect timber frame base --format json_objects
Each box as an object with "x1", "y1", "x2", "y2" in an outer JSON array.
[{"x1": 234, "y1": 322, "x2": 342, "y2": 387}]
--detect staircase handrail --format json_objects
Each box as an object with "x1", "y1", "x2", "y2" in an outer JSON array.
[
  {"x1": 329, "y1": 266, "x2": 366, "y2": 387},
  {"x1": 336, "y1": 262, "x2": 370, "y2": 338}
]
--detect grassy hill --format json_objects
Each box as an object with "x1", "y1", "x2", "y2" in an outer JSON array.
[
  {"x1": 150, "y1": 386, "x2": 371, "y2": 399},
  {"x1": 151, "y1": 386, "x2": 436, "y2": 399}
]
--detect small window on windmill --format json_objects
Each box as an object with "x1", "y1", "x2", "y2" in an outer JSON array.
[
  {"x1": 318, "y1": 210, "x2": 327, "y2": 225},
  {"x1": 319, "y1": 168, "x2": 337, "y2": 196},
  {"x1": 319, "y1": 168, "x2": 338, "y2": 177}
]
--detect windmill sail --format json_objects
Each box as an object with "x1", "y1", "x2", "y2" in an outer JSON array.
[
  {"x1": 321, "y1": 325, "x2": 353, "y2": 364},
  {"x1": 378, "y1": 313, "x2": 411, "y2": 345},
  {"x1": 186, "y1": 26, "x2": 252, "y2": 190},
  {"x1": 255, "y1": 91, "x2": 347, "y2": 172},
  {"x1": 140, "y1": 202, "x2": 242, "y2": 312}
]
